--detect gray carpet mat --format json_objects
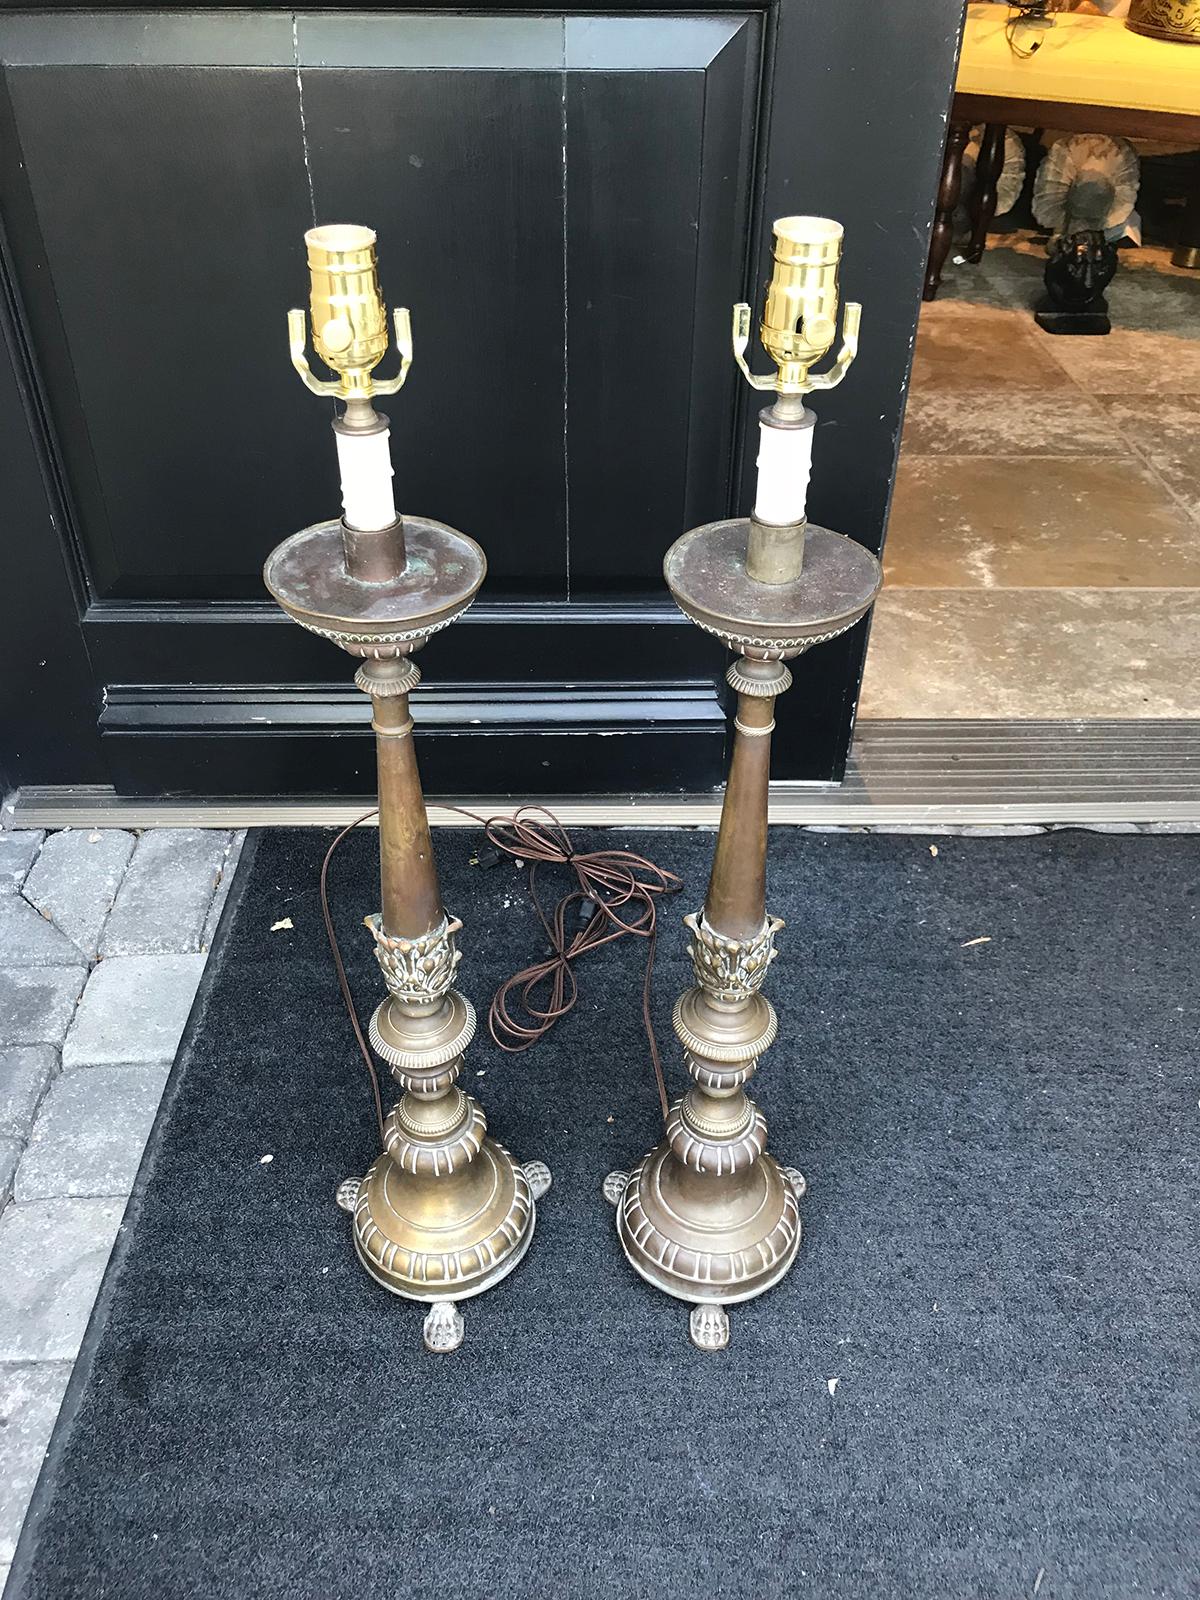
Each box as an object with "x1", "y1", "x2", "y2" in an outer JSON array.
[{"x1": 10, "y1": 826, "x2": 1198, "y2": 1599}]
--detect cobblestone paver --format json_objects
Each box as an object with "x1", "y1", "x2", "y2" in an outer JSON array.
[
  {"x1": 22, "y1": 830, "x2": 136, "y2": 962},
  {"x1": 0, "y1": 896, "x2": 88, "y2": 969},
  {"x1": 0, "y1": 825, "x2": 244, "y2": 1585},
  {"x1": 101, "y1": 828, "x2": 232, "y2": 957},
  {"x1": 0, "y1": 1051, "x2": 56, "y2": 1141},
  {"x1": 0, "y1": 969, "x2": 87, "y2": 1049},
  {"x1": 0, "y1": 1145, "x2": 19, "y2": 1211},
  {"x1": 0, "y1": 835, "x2": 42, "y2": 896},
  {"x1": 61, "y1": 953, "x2": 205, "y2": 1069},
  {"x1": 15, "y1": 1065, "x2": 171, "y2": 1202},
  {"x1": 0, "y1": 1363, "x2": 71, "y2": 1569},
  {"x1": 201, "y1": 831, "x2": 245, "y2": 951},
  {"x1": 0, "y1": 1198, "x2": 126, "y2": 1362}
]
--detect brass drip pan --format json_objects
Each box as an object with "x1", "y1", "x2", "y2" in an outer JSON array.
[
  {"x1": 263, "y1": 515, "x2": 485, "y2": 644},
  {"x1": 664, "y1": 518, "x2": 880, "y2": 655}
]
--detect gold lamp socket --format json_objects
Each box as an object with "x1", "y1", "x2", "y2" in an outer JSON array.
[
  {"x1": 288, "y1": 223, "x2": 413, "y2": 402},
  {"x1": 734, "y1": 214, "x2": 861, "y2": 397},
  {"x1": 307, "y1": 224, "x2": 389, "y2": 381}
]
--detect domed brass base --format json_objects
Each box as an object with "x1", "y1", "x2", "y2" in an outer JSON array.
[
  {"x1": 608, "y1": 1143, "x2": 803, "y2": 1347},
  {"x1": 344, "y1": 1137, "x2": 542, "y2": 1308}
]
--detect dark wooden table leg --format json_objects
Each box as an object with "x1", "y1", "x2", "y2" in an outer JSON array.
[
  {"x1": 924, "y1": 120, "x2": 970, "y2": 302},
  {"x1": 1173, "y1": 158, "x2": 1200, "y2": 270},
  {"x1": 966, "y1": 122, "x2": 1005, "y2": 264}
]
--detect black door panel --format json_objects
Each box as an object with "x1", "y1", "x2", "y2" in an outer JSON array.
[{"x1": 0, "y1": 4, "x2": 963, "y2": 796}]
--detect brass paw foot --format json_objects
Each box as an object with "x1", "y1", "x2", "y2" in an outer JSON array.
[
  {"x1": 335, "y1": 1176, "x2": 361, "y2": 1214},
  {"x1": 689, "y1": 1302, "x2": 730, "y2": 1352},
  {"x1": 781, "y1": 1166, "x2": 807, "y2": 1200},
  {"x1": 602, "y1": 1170, "x2": 629, "y2": 1207},
  {"x1": 523, "y1": 1160, "x2": 552, "y2": 1201},
  {"x1": 422, "y1": 1300, "x2": 464, "y2": 1354}
]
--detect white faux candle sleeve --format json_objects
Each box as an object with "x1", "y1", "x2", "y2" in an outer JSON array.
[
  {"x1": 752, "y1": 413, "x2": 814, "y2": 527},
  {"x1": 335, "y1": 426, "x2": 397, "y2": 532}
]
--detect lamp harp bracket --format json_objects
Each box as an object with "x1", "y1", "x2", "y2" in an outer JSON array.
[{"x1": 288, "y1": 304, "x2": 413, "y2": 401}]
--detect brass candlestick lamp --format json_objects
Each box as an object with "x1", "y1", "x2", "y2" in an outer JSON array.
[
  {"x1": 605, "y1": 217, "x2": 882, "y2": 1350},
  {"x1": 264, "y1": 225, "x2": 549, "y2": 1353}
]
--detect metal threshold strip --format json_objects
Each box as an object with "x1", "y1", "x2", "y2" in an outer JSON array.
[{"x1": 8, "y1": 719, "x2": 1200, "y2": 830}]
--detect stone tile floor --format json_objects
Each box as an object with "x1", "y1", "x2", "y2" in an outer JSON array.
[
  {"x1": 0, "y1": 827, "x2": 244, "y2": 1592},
  {"x1": 860, "y1": 233, "x2": 1200, "y2": 719}
]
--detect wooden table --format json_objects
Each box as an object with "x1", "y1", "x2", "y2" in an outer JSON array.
[{"x1": 925, "y1": 4, "x2": 1200, "y2": 300}]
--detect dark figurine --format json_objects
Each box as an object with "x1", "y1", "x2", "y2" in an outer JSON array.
[{"x1": 1036, "y1": 229, "x2": 1118, "y2": 335}]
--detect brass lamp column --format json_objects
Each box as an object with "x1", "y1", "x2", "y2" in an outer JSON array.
[
  {"x1": 605, "y1": 217, "x2": 882, "y2": 1351},
  {"x1": 264, "y1": 225, "x2": 549, "y2": 1353}
]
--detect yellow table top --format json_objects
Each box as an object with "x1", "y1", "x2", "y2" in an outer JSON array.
[{"x1": 958, "y1": 2, "x2": 1200, "y2": 117}]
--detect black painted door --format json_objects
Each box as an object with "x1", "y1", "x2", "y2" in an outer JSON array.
[{"x1": 0, "y1": 4, "x2": 962, "y2": 798}]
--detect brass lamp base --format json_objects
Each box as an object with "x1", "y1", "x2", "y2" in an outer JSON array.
[
  {"x1": 338, "y1": 987, "x2": 547, "y2": 1343},
  {"x1": 608, "y1": 518, "x2": 880, "y2": 1351},
  {"x1": 265, "y1": 515, "x2": 549, "y2": 1353},
  {"x1": 334, "y1": 979, "x2": 549, "y2": 1352},
  {"x1": 606, "y1": 1146, "x2": 804, "y2": 1352},
  {"x1": 339, "y1": 1132, "x2": 547, "y2": 1352}
]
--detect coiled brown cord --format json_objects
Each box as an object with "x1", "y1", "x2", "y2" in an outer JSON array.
[
  {"x1": 319, "y1": 804, "x2": 683, "y2": 1140},
  {"x1": 467, "y1": 805, "x2": 682, "y2": 1121}
]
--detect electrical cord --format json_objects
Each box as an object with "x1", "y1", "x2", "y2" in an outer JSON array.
[
  {"x1": 1006, "y1": 0, "x2": 1055, "y2": 57},
  {"x1": 320, "y1": 810, "x2": 387, "y2": 1141},
  {"x1": 319, "y1": 803, "x2": 683, "y2": 1141}
]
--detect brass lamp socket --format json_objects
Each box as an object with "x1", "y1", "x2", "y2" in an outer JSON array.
[
  {"x1": 761, "y1": 216, "x2": 845, "y2": 393},
  {"x1": 305, "y1": 223, "x2": 390, "y2": 391}
]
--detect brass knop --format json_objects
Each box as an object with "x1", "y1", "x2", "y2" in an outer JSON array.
[
  {"x1": 288, "y1": 224, "x2": 412, "y2": 401},
  {"x1": 733, "y1": 215, "x2": 861, "y2": 397}
]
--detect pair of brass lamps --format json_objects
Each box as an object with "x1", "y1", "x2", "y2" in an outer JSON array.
[{"x1": 264, "y1": 217, "x2": 881, "y2": 1353}]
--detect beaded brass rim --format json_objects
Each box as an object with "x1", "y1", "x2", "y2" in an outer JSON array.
[
  {"x1": 672, "y1": 989, "x2": 778, "y2": 1064},
  {"x1": 368, "y1": 992, "x2": 477, "y2": 1076}
]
